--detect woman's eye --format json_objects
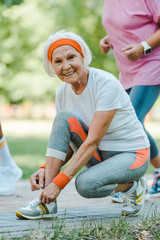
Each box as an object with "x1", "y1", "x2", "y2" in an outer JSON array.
[
  {"x1": 69, "y1": 55, "x2": 74, "y2": 59},
  {"x1": 55, "y1": 60, "x2": 61, "y2": 63}
]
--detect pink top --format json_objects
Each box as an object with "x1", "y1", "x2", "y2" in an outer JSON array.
[{"x1": 102, "y1": 0, "x2": 160, "y2": 89}]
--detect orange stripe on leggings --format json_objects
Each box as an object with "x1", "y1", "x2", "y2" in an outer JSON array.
[
  {"x1": 67, "y1": 117, "x2": 87, "y2": 142},
  {"x1": 93, "y1": 151, "x2": 101, "y2": 162},
  {"x1": 67, "y1": 117, "x2": 102, "y2": 162},
  {"x1": 129, "y1": 148, "x2": 150, "y2": 169}
]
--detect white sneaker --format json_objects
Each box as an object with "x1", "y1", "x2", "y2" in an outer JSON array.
[
  {"x1": 16, "y1": 198, "x2": 58, "y2": 220},
  {"x1": 122, "y1": 177, "x2": 146, "y2": 216},
  {"x1": 0, "y1": 166, "x2": 23, "y2": 195},
  {"x1": 112, "y1": 192, "x2": 124, "y2": 203}
]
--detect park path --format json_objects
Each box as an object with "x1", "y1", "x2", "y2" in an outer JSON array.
[{"x1": 0, "y1": 176, "x2": 160, "y2": 239}]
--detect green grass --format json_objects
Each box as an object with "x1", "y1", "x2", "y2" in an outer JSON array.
[
  {"x1": 7, "y1": 135, "x2": 86, "y2": 179},
  {"x1": 3, "y1": 211, "x2": 160, "y2": 240},
  {"x1": 8, "y1": 136, "x2": 48, "y2": 179},
  {"x1": 7, "y1": 135, "x2": 160, "y2": 179}
]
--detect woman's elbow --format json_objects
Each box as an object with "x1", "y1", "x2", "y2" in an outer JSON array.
[{"x1": 85, "y1": 137, "x2": 101, "y2": 150}]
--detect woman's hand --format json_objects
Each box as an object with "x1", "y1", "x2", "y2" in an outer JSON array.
[
  {"x1": 40, "y1": 182, "x2": 61, "y2": 204},
  {"x1": 30, "y1": 168, "x2": 45, "y2": 191},
  {"x1": 122, "y1": 43, "x2": 144, "y2": 62},
  {"x1": 99, "y1": 36, "x2": 113, "y2": 54}
]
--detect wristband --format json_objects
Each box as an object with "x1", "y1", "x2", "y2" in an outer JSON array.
[
  {"x1": 53, "y1": 172, "x2": 71, "y2": 189},
  {"x1": 39, "y1": 163, "x2": 46, "y2": 169}
]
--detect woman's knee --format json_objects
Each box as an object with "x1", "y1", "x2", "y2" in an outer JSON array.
[
  {"x1": 75, "y1": 172, "x2": 96, "y2": 198},
  {"x1": 55, "y1": 111, "x2": 75, "y2": 122},
  {"x1": 52, "y1": 111, "x2": 77, "y2": 136},
  {"x1": 48, "y1": 111, "x2": 74, "y2": 152},
  {"x1": 54, "y1": 111, "x2": 81, "y2": 133},
  {"x1": 75, "y1": 171, "x2": 115, "y2": 198}
]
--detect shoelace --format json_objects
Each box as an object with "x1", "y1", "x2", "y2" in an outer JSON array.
[
  {"x1": 123, "y1": 192, "x2": 135, "y2": 207},
  {"x1": 24, "y1": 198, "x2": 41, "y2": 208}
]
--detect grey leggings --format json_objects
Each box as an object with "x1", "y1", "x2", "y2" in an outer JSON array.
[{"x1": 48, "y1": 111, "x2": 150, "y2": 198}]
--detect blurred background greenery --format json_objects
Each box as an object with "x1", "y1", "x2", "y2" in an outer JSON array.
[
  {"x1": 1, "y1": 0, "x2": 160, "y2": 178},
  {"x1": 0, "y1": 0, "x2": 118, "y2": 106}
]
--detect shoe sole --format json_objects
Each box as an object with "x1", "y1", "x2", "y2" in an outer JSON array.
[
  {"x1": 122, "y1": 177, "x2": 147, "y2": 217},
  {"x1": 16, "y1": 211, "x2": 58, "y2": 220}
]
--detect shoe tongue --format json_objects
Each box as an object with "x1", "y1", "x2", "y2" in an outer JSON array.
[
  {"x1": 35, "y1": 198, "x2": 41, "y2": 205},
  {"x1": 27, "y1": 198, "x2": 41, "y2": 206}
]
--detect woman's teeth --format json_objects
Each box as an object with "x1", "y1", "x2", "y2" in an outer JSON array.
[{"x1": 64, "y1": 71, "x2": 74, "y2": 76}]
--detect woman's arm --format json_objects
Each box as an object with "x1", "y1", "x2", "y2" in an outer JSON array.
[
  {"x1": 40, "y1": 110, "x2": 117, "y2": 204},
  {"x1": 122, "y1": 28, "x2": 160, "y2": 62},
  {"x1": 64, "y1": 110, "x2": 116, "y2": 178},
  {"x1": 99, "y1": 36, "x2": 113, "y2": 54},
  {"x1": 30, "y1": 146, "x2": 73, "y2": 193},
  {"x1": 145, "y1": 28, "x2": 160, "y2": 49},
  {"x1": 45, "y1": 145, "x2": 74, "y2": 187}
]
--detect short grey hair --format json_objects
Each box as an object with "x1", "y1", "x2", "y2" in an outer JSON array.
[{"x1": 42, "y1": 30, "x2": 92, "y2": 76}]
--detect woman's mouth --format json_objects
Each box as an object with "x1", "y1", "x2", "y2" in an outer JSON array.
[{"x1": 63, "y1": 71, "x2": 75, "y2": 76}]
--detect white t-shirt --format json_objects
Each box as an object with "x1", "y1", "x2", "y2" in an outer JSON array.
[{"x1": 56, "y1": 67, "x2": 150, "y2": 151}]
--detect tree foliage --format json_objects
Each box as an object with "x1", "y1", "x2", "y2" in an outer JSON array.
[
  {"x1": 0, "y1": 0, "x2": 24, "y2": 7},
  {"x1": 0, "y1": 0, "x2": 118, "y2": 104}
]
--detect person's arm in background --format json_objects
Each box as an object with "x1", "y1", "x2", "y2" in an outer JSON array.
[
  {"x1": 122, "y1": 26, "x2": 160, "y2": 62},
  {"x1": 99, "y1": 35, "x2": 113, "y2": 54}
]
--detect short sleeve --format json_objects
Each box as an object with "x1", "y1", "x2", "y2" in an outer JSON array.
[
  {"x1": 95, "y1": 78, "x2": 122, "y2": 111},
  {"x1": 55, "y1": 88, "x2": 62, "y2": 114},
  {"x1": 145, "y1": 0, "x2": 160, "y2": 23}
]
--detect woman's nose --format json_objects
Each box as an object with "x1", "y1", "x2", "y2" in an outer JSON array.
[{"x1": 63, "y1": 60, "x2": 71, "y2": 69}]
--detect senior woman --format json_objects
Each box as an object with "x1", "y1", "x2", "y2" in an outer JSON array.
[{"x1": 16, "y1": 30, "x2": 150, "y2": 220}]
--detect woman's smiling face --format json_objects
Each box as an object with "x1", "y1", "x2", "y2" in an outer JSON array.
[{"x1": 51, "y1": 45, "x2": 86, "y2": 85}]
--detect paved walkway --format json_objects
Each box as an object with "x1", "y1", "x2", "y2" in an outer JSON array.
[{"x1": 0, "y1": 175, "x2": 160, "y2": 239}]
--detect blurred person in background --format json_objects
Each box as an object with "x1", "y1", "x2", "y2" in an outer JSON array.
[
  {"x1": 100, "y1": 0, "x2": 160, "y2": 202},
  {"x1": 0, "y1": 122, "x2": 22, "y2": 195}
]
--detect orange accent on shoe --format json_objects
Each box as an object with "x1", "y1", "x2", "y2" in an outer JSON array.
[
  {"x1": 67, "y1": 117, "x2": 102, "y2": 162},
  {"x1": 53, "y1": 172, "x2": 71, "y2": 189},
  {"x1": 136, "y1": 195, "x2": 143, "y2": 204},
  {"x1": 129, "y1": 148, "x2": 150, "y2": 169}
]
